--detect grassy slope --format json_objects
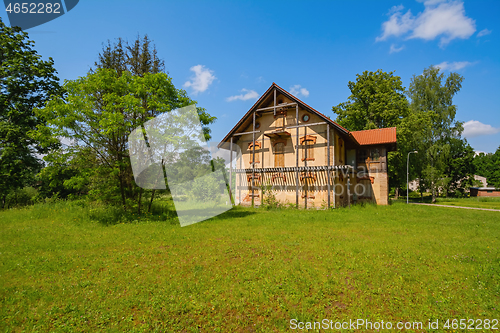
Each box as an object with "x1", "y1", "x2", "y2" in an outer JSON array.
[{"x1": 1, "y1": 202, "x2": 499, "y2": 332}]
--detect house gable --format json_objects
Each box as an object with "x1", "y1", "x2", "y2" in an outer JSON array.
[{"x1": 220, "y1": 83, "x2": 398, "y2": 208}]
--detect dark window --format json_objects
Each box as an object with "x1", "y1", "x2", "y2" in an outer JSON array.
[
  {"x1": 302, "y1": 114, "x2": 310, "y2": 122},
  {"x1": 371, "y1": 148, "x2": 380, "y2": 161},
  {"x1": 358, "y1": 149, "x2": 368, "y2": 163}
]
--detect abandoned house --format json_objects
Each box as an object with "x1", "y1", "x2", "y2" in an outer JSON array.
[{"x1": 218, "y1": 83, "x2": 397, "y2": 208}]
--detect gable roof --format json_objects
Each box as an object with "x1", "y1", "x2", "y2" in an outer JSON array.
[
  {"x1": 218, "y1": 83, "x2": 397, "y2": 150},
  {"x1": 218, "y1": 83, "x2": 351, "y2": 147},
  {"x1": 350, "y1": 127, "x2": 397, "y2": 146}
]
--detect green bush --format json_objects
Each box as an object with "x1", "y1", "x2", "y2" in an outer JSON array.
[
  {"x1": 190, "y1": 174, "x2": 224, "y2": 204},
  {"x1": 4, "y1": 187, "x2": 38, "y2": 208}
]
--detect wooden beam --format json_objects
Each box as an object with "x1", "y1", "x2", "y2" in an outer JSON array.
[
  {"x1": 233, "y1": 130, "x2": 260, "y2": 137},
  {"x1": 238, "y1": 150, "x2": 241, "y2": 205},
  {"x1": 273, "y1": 88, "x2": 276, "y2": 116},
  {"x1": 229, "y1": 136, "x2": 233, "y2": 205},
  {"x1": 255, "y1": 102, "x2": 297, "y2": 112},
  {"x1": 252, "y1": 111, "x2": 256, "y2": 208},
  {"x1": 295, "y1": 104, "x2": 299, "y2": 207},
  {"x1": 347, "y1": 173, "x2": 351, "y2": 209},
  {"x1": 304, "y1": 125, "x2": 307, "y2": 209},
  {"x1": 286, "y1": 122, "x2": 327, "y2": 129},
  {"x1": 233, "y1": 165, "x2": 353, "y2": 173},
  {"x1": 327, "y1": 123, "x2": 330, "y2": 209}
]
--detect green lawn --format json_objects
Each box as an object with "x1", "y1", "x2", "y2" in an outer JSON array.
[
  {"x1": 433, "y1": 197, "x2": 500, "y2": 210},
  {"x1": 396, "y1": 195, "x2": 500, "y2": 210},
  {"x1": 1, "y1": 202, "x2": 499, "y2": 332}
]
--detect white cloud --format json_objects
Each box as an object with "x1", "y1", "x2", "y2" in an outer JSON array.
[
  {"x1": 463, "y1": 120, "x2": 500, "y2": 138},
  {"x1": 376, "y1": 9, "x2": 414, "y2": 41},
  {"x1": 183, "y1": 65, "x2": 216, "y2": 95},
  {"x1": 434, "y1": 61, "x2": 475, "y2": 71},
  {"x1": 289, "y1": 85, "x2": 310, "y2": 98},
  {"x1": 226, "y1": 89, "x2": 259, "y2": 102},
  {"x1": 477, "y1": 28, "x2": 492, "y2": 37},
  {"x1": 389, "y1": 44, "x2": 405, "y2": 53},
  {"x1": 377, "y1": 1, "x2": 476, "y2": 47}
]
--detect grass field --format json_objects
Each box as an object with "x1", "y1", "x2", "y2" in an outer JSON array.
[
  {"x1": 399, "y1": 196, "x2": 500, "y2": 210},
  {"x1": 1, "y1": 201, "x2": 499, "y2": 332},
  {"x1": 433, "y1": 197, "x2": 500, "y2": 210}
]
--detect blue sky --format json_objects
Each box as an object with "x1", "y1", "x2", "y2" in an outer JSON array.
[{"x1": 2, "y1": 0, "x2": 499, "y2": 152}]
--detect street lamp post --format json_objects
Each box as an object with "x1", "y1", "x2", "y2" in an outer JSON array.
[{"x1": 407, "y1": 151, "x2": 418, "y2": 204}]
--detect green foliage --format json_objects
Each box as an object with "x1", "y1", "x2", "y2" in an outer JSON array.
[
  {"x1": 94, "y1": 35, "x2": 164, "y2": 77},
  {"x1": 261, "y1": 183, "x2": 282, "y2": 209},
  {"x1": 443, "y1": 138, "x2": 476, "y2": 196},
  {"x1": 408, "y1": 65, "x2": 465, "y2": 202},
  {"x1": 36, "y1": 149, "x2": 82, "y2": 199},
  {"x1": 3, "y1": 186, "x2": 38, "y2": 208},
  {"x1": 334, "y1": 66, "x2": 470, "y2": 200},
  {"x1": 190, "y1": 173, "x2": 225, "y2": 204},
  {"x1": 332, "y1": 69, "x2": 409, "y2": 131},
  {"x1": 474, "y1": 146, "x2": 500, "y2": 188},
  {"x1": 32, "y1": 36, "x2": 217, "y2": 212},
  {"x1": 36, "y1": 68, "x2": 212, "y2": 210},
  {"x1": 0, "y1": 18, "x2": 62, "y2": 207}
]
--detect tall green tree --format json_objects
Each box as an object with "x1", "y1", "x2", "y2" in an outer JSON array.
[
  {"x1": 36, "y1": 36, "x2": 216, "y2": 212},
  {"x1": 408, "y1": 65, "x2": 464, "y2": 202},
  {"x1": 442, "y1": 138, "x2": 475, "y2": 196},
  {"x1": 95, "y1": 35, "x2": 164, "y2": 77},
  {"x1": 36, "y1": 68, "x2": 209, "y2": 210},
  {"x1": 92, "y1": 36, "x2": 215, "y2": 212},
  {"x1": 332, "y1": 69, "x2": 412, "y2": 197},
  {"x1": 332, "y1": 69, "x2": 409, "y2": 131},
  {"x1": 0, "y1": 18, "x2": 62, "y2": 208}
]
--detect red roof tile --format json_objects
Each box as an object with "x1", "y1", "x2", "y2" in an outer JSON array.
[{"x1": 350, "y1": 127, "x2": 397, "y2": 146}]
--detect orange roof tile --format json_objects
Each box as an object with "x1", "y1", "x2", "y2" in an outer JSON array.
[{"x1": 350, "y1": 127, "x2": 397, "y2": 146}]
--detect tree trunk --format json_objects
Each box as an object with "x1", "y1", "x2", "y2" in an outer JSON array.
[
  {"x1": 118, "y1": 173, "x2": 126, "y2": 209},
  {"x1": 137, "y1": 187, "x2": 143, "y2": 214},
  {"x1": 148, "y1": 189, "x2": 156, "y2": 213},
  {"x1": 431, "y1": 182, "x2": 436, "y2": 203},
  {"x1": 395, "y1": 187, "x2": 399, "y2": 200}
]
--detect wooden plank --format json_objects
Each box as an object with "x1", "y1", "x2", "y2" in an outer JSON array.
[
  {"x1": 233, "y1": 130, "x2": 261, "y2": 137},
  {"x1": 233, "y1": 165, "x2": 353, "y2": 173},
  {"x1": 327, "y1": 124, "x2": 330, "y2": 209},
  {"x1": 252, "y1": 112, "x2": 256, "y2": 208},
  {"x1": 229, "y1": 136, "x2": 233, "y2": 205},
  {"x1": 347, "y1": 173, "x2": 351, "y2": 209},
  {"x1": 255, "y1": 102, "x2": 297, "y2": 112},
  {"x1": 273, "y1": 88, "x2": 276, "y2": 116},
  {"x1": 286, "y1": 122, "x2": 327, "y2": 129},
  {"x1": 304, "y1": 125, "x2": 307, "y2": 209},
  {"x1": 295, "y1": 104, "x2": 299, "y2": 207}
]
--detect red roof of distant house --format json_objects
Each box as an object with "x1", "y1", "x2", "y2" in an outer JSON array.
[{"x1": 350, "y1": 127, "x2": 397, "y2": 146}]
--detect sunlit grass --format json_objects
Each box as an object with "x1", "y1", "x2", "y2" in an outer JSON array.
[
  {"x1": 398, "y1": 195, "x2": 500, "y2": 210},
  {"x1": 1, "y1": 201, "x2": 499, "y2": 332},
  {"x1": 435, "y1": 197, "x2": 500, "y2": 210}
]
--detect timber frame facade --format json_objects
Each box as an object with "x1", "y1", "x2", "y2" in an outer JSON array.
[{"x1": 218, "y1": 83, "x2": 397, "y2": 208}]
